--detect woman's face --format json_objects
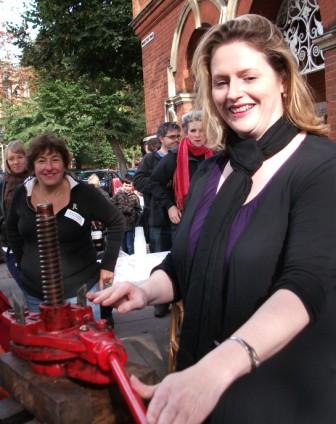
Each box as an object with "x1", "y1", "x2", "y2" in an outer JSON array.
[
  {"x1": 7, "y1": 150, "x2": 27, "y2": 175},
  {"x1": 34, "y1": 150, "x2": 65, "y2": 188},
  {"x1": 187, "y1": 120, "x2": 207, "y2": 147},
  {"x1": 210, "y1": 41, "x2": 285, "y2": 140}
]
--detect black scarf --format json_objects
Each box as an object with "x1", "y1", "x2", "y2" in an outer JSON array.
[{"x1": 174, "y1": 117, "x2": 299, "y2": 370}]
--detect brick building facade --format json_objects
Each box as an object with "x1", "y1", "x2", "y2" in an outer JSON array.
[{"x1": 131, "y1": 0, "x2": 336, "y2": 141}]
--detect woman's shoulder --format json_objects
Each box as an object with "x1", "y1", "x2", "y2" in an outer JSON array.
[
  {"x1": 193, "y1": 151, "x2": 224, "y2": 175},
  {"x1": 72, "y1": 180, "x2": 113, "y2": 205},
  {"x1": 303, "y1": 133, "x2": 336, "y2": 153},
  {"x1": 294, "y1": 134, "x2": 336, "y2": 169},
  {"x1": 283, "y1": 134, "x2": 336, "y2": 194}
]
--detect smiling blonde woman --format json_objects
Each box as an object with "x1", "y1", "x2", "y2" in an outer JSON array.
[{"x1": 88, "y1": 15, "x2": 336, "y2": 424}]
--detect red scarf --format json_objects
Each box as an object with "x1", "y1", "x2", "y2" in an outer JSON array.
[{"x1": 174, "y1": 137, "x2": 213, "y2": 210}]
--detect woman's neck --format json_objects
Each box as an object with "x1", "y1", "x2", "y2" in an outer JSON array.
[{"x1": 34, "y1": 178, "x2": 69, "y2": 201}]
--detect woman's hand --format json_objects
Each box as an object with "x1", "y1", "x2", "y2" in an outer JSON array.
[
  {"x1": 98, "y1": 268, "x2": 114, "y2": 290},
  {"x1": 131, "y1": 361, "x2": 226, "y2": 424},
  {"x1": 168, "y1": 205, "x2": 182, "y2": 224},
  {"x1": 86, "y1": 281, "x2": 148, "y2": 313}
]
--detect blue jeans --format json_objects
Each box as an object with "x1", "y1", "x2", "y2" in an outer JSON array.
[
  {"x1": 122, "y1": 229, "x2": 135, "y2": 255},
  {"x1": 22, "y1": 283, "x2": 101, "y2": 320},
  {"x1": 149, "y1": 226, "x2": 172, "y2": 253}
]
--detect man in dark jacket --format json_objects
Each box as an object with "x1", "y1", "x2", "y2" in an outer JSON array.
[
  {"x1": 134, "y1": 122, "x2": 181, "y2": 316},
  {"x1": 134, "y1": 122, "x2": 181, "y2": 253}
]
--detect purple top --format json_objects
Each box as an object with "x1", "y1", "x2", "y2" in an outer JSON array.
[{"x1": 188, "y1": 162, "x2": 261, "y2": 260}]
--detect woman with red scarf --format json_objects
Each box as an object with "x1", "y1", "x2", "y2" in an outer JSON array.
[
  {"x1": 151, "y1": 111, "x2": 213, "y2": 229},
  {"x1": 149, "y1": 111, "x2": 213, "y2": 317}
]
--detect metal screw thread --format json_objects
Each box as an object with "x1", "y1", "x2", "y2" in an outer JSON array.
[{"x1": 36, "y1": 203, "x2": 64, "y2": 305}]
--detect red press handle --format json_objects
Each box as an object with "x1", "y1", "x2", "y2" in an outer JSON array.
[{"x1": 109, "y1": 356, "x2": 147, "y2": 424}]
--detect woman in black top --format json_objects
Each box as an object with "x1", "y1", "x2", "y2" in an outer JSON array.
[
  {"x1": 0, "y1": 140, "x2": 29, "y2": 281},
  {"x1": 7, "y1": 133, "x2": 123, "y2": 313},
  {"x1": 88, "y1": 15, "x2": 336, "y2": 423}
]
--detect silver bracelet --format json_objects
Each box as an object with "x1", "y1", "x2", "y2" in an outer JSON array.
[{"x1": 229, "y1": 335, "x2": 260, "y2": 371}]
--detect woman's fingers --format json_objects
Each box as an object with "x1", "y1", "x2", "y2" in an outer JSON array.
[
  {"x1": 130, "y1": 375, "x2": 157, "y2": 399},
  {"x1": 86, "y1": 283, "x2": 129, "y2": 305},
  {"x1": 146, "y1": 386, "x2": 170, "y2": 424},
  {"x1": 86, "y1": 282, "x2": 147, "y2": 312}
]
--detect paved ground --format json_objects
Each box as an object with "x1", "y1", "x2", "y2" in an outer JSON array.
[{"x1": 0, "y1": 262, "x2": 171, "y2": 371}]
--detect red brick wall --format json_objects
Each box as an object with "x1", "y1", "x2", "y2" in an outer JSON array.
[
  {"x1": 236, "y1": 0, "x2": 253, "y2": 16},
  {"x1": 132, "y1": 0, "x2": 221, "y2": 135},
  {"x1": 132, "y1": 0, "x2": 152, "y2": 18},
  {"x1": 199, "y1": 1, "x2": 221, "y2": 23},
  {"x1": 141, "y1": 6, "x2": 183, "y2": 133},
  {"x1": 175, "y1": 11, "x2": 196, "y2": 95},
  {"x1": 318, "y1": 0, "x2": 336, "y2": 140},
  {"x1": 175, "y1": 1, "x2": 219, "y2": 94},
  {"x1": 324, "y1": 49, "x2": 336, "y2": 140},
  {"x1": 307, "y1": 70, "x2": 326, "y2": 103},
  {"x1": 318, "y1": 0, "x2": 336, "y2": 30}
]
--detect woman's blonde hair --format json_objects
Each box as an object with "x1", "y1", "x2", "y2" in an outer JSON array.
[
  {"x1": 192, "y1": 14, "x2": 329, "y2": 149},
  {"x1": 5, "y1": 140, "x2": 27, "y2": 174},
  {"x1": 87, "y1": 173, "x2": 100, "y2": 187}
]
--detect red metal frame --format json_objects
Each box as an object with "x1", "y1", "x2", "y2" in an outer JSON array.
[{"x1": 0, "y1": 297, "x2": 147, "y2": 424}]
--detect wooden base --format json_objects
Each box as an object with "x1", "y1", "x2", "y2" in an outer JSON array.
[{"x1": 0, "y1": 335, "x2": 165, "y2": 424}]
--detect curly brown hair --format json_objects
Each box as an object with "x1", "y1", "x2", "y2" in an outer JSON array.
[{"x1": 27, "y1": 133, "x2": 72, "y2": 173}]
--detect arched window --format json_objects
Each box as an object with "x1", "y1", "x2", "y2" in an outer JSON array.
[
  {"x1": 276, "y1": 0, "x2": 324, "y2": 74},
  {"x1": 185, "y1": 24, "x2": 211, "y2": 92}
]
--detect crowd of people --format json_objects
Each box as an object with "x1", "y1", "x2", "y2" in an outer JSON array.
[{"x1": 0, "y1": 13, "x2": 335, "y2": 424}]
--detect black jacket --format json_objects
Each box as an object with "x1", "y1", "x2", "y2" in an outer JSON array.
[
  {"x1": 7, "y1": 175, "x2": 124, "y2": 298},
  {"x1": 150, "y1": 149, "x2": 206, "y2": 210},
  {"x1": 0, "y1": 178, "x2": 9, "y2": 245},
  {"x1": 156, "y1": 135, "x2": 336, "y2": 423},
  {"x1": 133, "y1": 152, "x2": 171, "y2": 227}
]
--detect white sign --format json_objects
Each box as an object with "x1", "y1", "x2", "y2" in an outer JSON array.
[{"x1": 141, "y1": 32, "x2": 155, "y2": 48}]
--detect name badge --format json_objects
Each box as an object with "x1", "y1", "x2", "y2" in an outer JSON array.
[{"x1": 64, "y1": 209, "x2": 85, "y2": 226}]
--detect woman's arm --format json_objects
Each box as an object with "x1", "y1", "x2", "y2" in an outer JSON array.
[
  {"x1": 134, "y1": 288, "x2": 308, "y2": 424},
  {"x1": 87, "y1": 269, "x2": 175, "y2": 312},
  {"x1": 203, "y1": 288, "x2": 309, "y2": 384},
  {"x1": 134, "y1": 149, "x2": 336, "y2": 424}
]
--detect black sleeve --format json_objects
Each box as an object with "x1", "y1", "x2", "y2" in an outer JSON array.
[
  {"x1": 133, "y1": 154, "x2": 157, "y2": 195},
  {"x1": 150, "y1": 153, "x2": 177, "y2": 209},
  {"x1": 151, "y1": 252, "x2": 181, "y2": 301},
  {"x1": 0, "y1": 180, "x2": 5, "y2": 226},
  {"x1": 271, "y1": 157, "x2": 336, "y2": 322},
  {"x1": 87, "y1": 185, "x2": 124, "y2": 272},
  {"x1": 6, "y1": 187, "x2": 24, "y2": 264}
]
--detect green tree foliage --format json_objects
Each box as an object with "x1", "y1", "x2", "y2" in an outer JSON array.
[
  {"x1": 10, "y1": 0, "x2": 142, "y2": 83},
  {"x1": 6, "y1": 0, "x2": 145, "y2": 172},
  {"x1": 2, "y1": 76, "x2": 145, "y2": 169}
]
